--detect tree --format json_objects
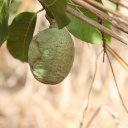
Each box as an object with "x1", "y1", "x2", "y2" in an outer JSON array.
[
  {"x1": 0, "y1": 0, "x2": 112, "y2": 61},
  {"x1": 0, "y1": 0, "x2": 128, "y2": 125}
]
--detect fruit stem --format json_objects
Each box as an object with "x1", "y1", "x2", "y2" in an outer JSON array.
[{"x1": 45, "y1": 14, "x2": 58, "y2": 28}]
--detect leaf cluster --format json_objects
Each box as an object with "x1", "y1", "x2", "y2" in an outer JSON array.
[{"x1": 0, "y1": 0, "x2": 111, "y2": 62}]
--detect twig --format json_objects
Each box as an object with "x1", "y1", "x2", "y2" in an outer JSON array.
[
  {"x1": 106, "y1": 51, "x2": 128, "y2": 113},
  {"x1": 108, "y1": 0, "x2": 128, "y2": 9},
  {"x1": 66, "y1": 6, "x2": 128, "y2": 45},
  {"x1": 106, "y1": 44, "x2": 128, "y2": 71},
  {"x1": 80, "y1": 50, "x2": 103, "y2": 128},
  {"x1": 98, "y1": 18, "x2": 106, "y2": 62},
  {"x1": 84, "y1": 0, "x2": 128, "y2": 21},
  {"x1": 73, "y1": 0, "x2": 128, "y2": 34},
  {"x1": 99, "y1": 17, "x2": 128, "y2": 113}
]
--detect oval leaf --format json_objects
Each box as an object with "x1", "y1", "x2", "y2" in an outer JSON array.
[
  {"x1": 7, "y1": 12, "x2": 37, "y2": 62},
  {"x1": 0, "y1": 0, "x2": 10, "y2": 46}
]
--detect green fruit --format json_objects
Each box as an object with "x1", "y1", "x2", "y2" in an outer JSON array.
[{"x1": 28, "y1": 28, "x2": 74, "y2": 85}]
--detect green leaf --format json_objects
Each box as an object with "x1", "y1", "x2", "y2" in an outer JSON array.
[
  {"x1": 7, "y1": 12, "x2": 37, "y2": 62},
  {"x1": 39, "y1": 0, "x2": 70, "y2": 29},
  {"x1": 67, "y1": 7, "x2": 111, "y2": 44},
  {"x1": 95, "y1": 0, "x2": 102, "y2": 3},
  {"x1": 39, "y1": 0, "x2": 56, "y2": 6},
  {"x1": 0, "y1": 0, "x2": 10, "y2": 46}
]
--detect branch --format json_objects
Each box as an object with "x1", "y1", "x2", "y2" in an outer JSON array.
[
  {"x1": 84, "y1": 0, "x2": 128, "y2": 21},
  {"x1": 73, "y1": 0, "x2": 128, "y2": 34},
  {"x1": 66, "y1": 6, "x2": 128, "y2": 45},
  {"x1": 106, "y1": 51, "x2": 128, "y2": 113},
  {"x1": 79, "y1": 50, "x2": 102, "y2": 128},
  {"x1": 106, "y1": 44, "x2": 128, "y2": 71},
  {"x1": 109, "y1": 0, "x2": 128, "y2": 9}
]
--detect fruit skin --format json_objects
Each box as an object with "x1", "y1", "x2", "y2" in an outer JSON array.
[{"x1": 28, "y1": 28, "x2": 74, "y2": 85}]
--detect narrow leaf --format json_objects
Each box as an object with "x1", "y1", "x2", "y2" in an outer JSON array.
[
  {"x1": 0, "y1": 0, "x2": 10, "y2": 46},
  {"x1": 7, "y1": 12, "x2": 37, "y2": 62}
]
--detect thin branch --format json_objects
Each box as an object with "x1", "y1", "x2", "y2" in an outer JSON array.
[
  {"x1": 80, "y1": 50, "x2": 103, "y2": 128},
  {"x1": 108, "y1": 0, "x2": 128, "y2": 9},
  {"x1": 84, "y1": 0, "x2": 128, "y2": 21},
  {"x1": 106, "y1": 44, "x2": 128, "y2": 71},
  {"x1": 66, "y1": 6, "x2": 128, "y2": 45},
  {"x1": 106, "y1": 51, "x2": 128, "y2": 113},
  {"x1": 98, "y1": 18, "x2": 107, "y2": 62},
  {"x1": 73, "y1": 0, "x2": 128, "y2": 34}
]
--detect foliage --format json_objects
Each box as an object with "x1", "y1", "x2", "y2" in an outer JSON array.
[
  {"x1": 0, "y1": 0, "x2": 111, "y2": 62},
  {"x1": 0, "y1": 0, "x2": 10, "y2": 46},
  {"x1": 7, "y1": 12, "x2": 37, "y2": 62}
]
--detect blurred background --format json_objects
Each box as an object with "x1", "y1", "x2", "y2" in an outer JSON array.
[{"x1": 0, "y1": 0, "x2": 128, "y2": 128}]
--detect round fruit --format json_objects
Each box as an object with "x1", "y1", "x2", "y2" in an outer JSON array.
[{"x1": 28, "y1": 28, "x2": 74, "y2": 85}]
